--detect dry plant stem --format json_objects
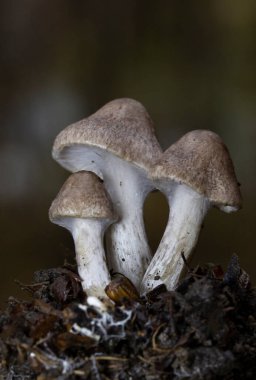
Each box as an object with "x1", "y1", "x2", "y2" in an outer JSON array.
[
  {"x1": 140, "y1": 184, "x2": 210, "y2": 294},
  {"x1": 71, "y1": 218, "x2": 111, "y2": 297}
]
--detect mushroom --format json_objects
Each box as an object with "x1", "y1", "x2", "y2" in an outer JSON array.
[
  {"x1": 49, "y1": 171, "x2": 117, "y2": 298},
  {"x1": 140, "y1": 130, "x2": 242, "y2": 294},
  {"x1": 52, "y1": 98, "x2": 162, "y2": 288}
]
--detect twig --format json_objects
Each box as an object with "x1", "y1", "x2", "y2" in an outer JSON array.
[
  {"x1": 152, "y1": 323, "x2": 171, "y2": 353},
  {"x1": 94, "y1": 355, "x2": 128, "y2": 362},
  {"x1": 14, "y1": 279, "x2": 49, "y2": 294}
]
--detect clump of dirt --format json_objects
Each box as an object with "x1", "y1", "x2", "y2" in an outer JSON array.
[{"x1": 0, "y1": 255, "x2": 255, "y2": 379}]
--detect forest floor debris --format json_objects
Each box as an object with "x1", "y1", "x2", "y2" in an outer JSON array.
[{"x1": 0, "y1": 255, "x2": 255, "y2": 379}]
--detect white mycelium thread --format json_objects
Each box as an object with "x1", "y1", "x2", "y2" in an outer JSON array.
[
  {"x1": 70, "y1": 323, "x2": 100, "y2": 341},
  {"x1": 30, "y1": 350, "x2": 72, "y2": 374},
  {"x1": 71, "y1": 299, "x2": 133, "y2": 341},
  {"x1": 86, "y1": 296, "x2": 108, "y2": 311}
]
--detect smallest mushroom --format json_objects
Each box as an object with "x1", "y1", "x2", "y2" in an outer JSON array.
[{"x1": 49, "y1": 171, "x2": 117, "y2": 298}]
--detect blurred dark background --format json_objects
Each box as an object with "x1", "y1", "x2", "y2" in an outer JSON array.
[{"x1": 1, "y1": 1, "x2": 256, "y2": 306}]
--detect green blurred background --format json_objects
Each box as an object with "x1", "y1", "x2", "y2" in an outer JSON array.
[{"x1": 1, "y1": 1, "x2": 256, "y2": 307}]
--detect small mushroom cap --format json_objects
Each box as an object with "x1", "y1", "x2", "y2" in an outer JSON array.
[
  {"x1": 52, "y1": 98, "x2": 162, "y2": 172},
  {"x1": 152, "y1": 130, "x2": 242, "y2": 210},
  {"x1": 49, "y1": 171, "x2": 117, "y2": 222}
]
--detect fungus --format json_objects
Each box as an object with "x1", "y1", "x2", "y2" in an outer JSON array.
[
  {"x1": 140, "y1": 130, "x2": 242, "y2": 293},
  {"x1": 49, "y1": 171, "x2": 117, "y2": 298},
  {"x1": 52, "y1": 98, "x2": 162, "y2": 287}
]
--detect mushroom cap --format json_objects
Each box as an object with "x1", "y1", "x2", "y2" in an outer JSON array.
[
  {"x1": 52, "y1": 98, "x2": 162, "y2": 172},
  {"x1": 151, "y1": 130, "x2": 242, "y2": 210},
  {"x1": 49, "y1": 171, "x2": 117, "y2": 222}
]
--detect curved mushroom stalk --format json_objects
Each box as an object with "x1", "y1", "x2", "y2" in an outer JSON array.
[
  {"x1": 140, "y1": 130, "x2": 242, "y2": 295},
  {"x1": 140, "y1": 184, "x2": 210, "y2": 293},
  {"x1": 104, "y1": 156, "x2": 153, "y2": 287},
  {"x1": 71, "y1": 219, "x2": 111, "y2": 297}
]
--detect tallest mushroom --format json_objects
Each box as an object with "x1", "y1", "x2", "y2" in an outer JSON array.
[{"x1": 52, "y1": 98, "x2": 162, "y2": 288}]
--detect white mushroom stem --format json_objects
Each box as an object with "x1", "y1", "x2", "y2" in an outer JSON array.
[
  {"x1": 63, "y1": 146, "x2": 153, "y2": 288},
  {"x1": 140, "y1": 183, "x2": 210, "y2": 294},
  {"x1": 104, "y1": 156, "x2": 153, "y2": 288},
  {"x1": 69, "y1": 218, "x2": 111, "y2": 298}
]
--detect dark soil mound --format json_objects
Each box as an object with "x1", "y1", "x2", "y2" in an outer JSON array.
[{"x1": 0, "y1": 255, "x2": 255, "y2": 379}]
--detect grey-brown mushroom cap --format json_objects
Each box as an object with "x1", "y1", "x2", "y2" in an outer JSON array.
[
  {"x1": 52, "y1": 98, "x2": 162, "y2": 171},
  {"x1": 151, "y1": 130, "x2": 242, "y2": 210},
  {"x1": 49, "y1": 171, "x2": 117, "y2": 222}
]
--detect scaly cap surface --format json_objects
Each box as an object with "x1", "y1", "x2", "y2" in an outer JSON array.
[
  {"x1": 52, "y1": 98, "x2": 162, "y2": 171},
  {"x1": 152, "y1": 130, "x2": 242, "y2": 209},
  {"x1": 49, "y1": 171, "x2": 117, "y2": 221}
]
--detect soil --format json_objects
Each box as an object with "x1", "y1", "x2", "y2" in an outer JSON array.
[{"x1": 0, "y1": 254, "x2": 255, "y2": 379}]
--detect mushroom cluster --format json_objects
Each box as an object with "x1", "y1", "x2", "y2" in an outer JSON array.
[{"x1": 49, "y1": 98, "x2": 242, "y2": 299}]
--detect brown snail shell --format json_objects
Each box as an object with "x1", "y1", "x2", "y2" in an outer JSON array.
[{"x1": 105, "y1": 275, "x2": 140, "y2": 304}]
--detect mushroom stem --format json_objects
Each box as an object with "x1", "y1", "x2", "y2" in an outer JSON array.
[
  {"x1": 57, "y1": 145, "x2": 154, "y2": 288},
  {"x1": 140, "y1": 183, "x2": 210, "y2": 294},
  {"x1": 105, "y1": 157, "x2": 153, "y2": 288},
  {"x1": 71, "y1": 219, "x2": 111, "y2": 297}
]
